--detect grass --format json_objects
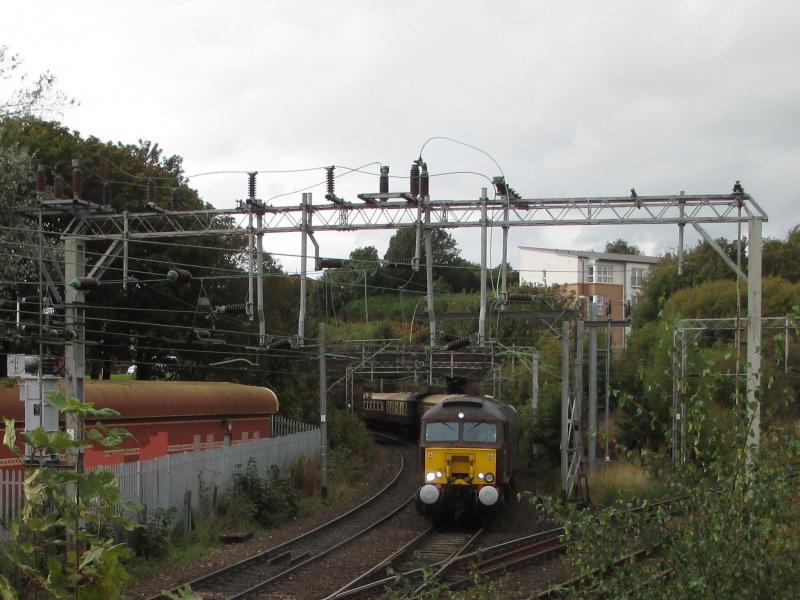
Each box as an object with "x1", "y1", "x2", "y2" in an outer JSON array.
[
  {"x1": 111, "y1": 373, "x2": 134, "y2": 381},
  {"x1": 588, "y1": 459, "x2": 664, "y2": 507}
]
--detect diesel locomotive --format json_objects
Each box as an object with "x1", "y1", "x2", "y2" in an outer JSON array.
[{"x1": 416, "y1": 395, "x2": 518, "y2": 522}]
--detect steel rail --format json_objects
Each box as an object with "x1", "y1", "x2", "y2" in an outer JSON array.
[
  {"x1": 149, "y1": 435, "x2": 410, "y2": 600},
  {"x1": 228, "y1": 491, "x2": 419, "y2": 599},
  {"x1": 323, "y1": 527, "x2": 435, "y2": 600}
]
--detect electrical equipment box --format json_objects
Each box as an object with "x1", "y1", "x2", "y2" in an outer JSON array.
[
  {"x1": 19, "y1": 375, "x2": 61, "y2": 464},
  {"x1": 6, "y1": 354, "x2": 38, "y2": 378}
]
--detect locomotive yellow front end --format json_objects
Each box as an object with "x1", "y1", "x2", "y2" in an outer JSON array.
[{"x1": 417, "y1": 396, "x2": 517, "y2": 522}]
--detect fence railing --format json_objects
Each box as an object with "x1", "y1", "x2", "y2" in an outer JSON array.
[
  {"x1": 272, "y1": 414, "x2": 319, "y2": 437},
  {"x1": 0, "y1": 427, "x2": 320, "y2": 533}
]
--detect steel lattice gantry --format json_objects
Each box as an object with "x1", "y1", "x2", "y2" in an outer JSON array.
[{"x1": 17, "y1": 185, "x2": 768, "y2": 480}]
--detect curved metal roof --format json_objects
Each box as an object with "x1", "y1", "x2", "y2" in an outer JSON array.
[
  {"x1": 0, "y1": 380, "x2": 278, "y2": 422},
  {"x1": 421, "y1": 395, "x2": 515, "y2": 423}
]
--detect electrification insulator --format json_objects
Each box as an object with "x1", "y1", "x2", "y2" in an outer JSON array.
[
  {"x1": 167, "y1": 268, "x2": 192, "y2": 283},
  {"x1": 410, "y1": 161, "x2": 420, "y2": 197},
  {"x1": 216, "y1": 303, "x2": 247, "y2": 315},
  {"x1": 268, "y1": 338, "x2": 292, "y2": 350},
  {"x1": 248, "y1": 172, "x2": 257, "y2": 199},
  {"x1": 445, "y1": 336, "x2": 472, "y2": 351},
  {"x1": 147, "y1": 178, "x2": 155, "y2": 205},
  {"x1": 319, "y1": 258, "x2": 345, "y2": 268},
  {"x1": 189, "y1": 329, "x2": 211, "y2": 341},
  {"x1": 325, "y1": 166, "x2": 335, "y2": 200},
  {"x1": 420, "y1": 162, "x2": 429, "y2": 198},
  {"x1": 71, "y1": 159, "x2": 82, "y2": 200},
  {"x1": 41, "y1": 355, "x2": 58, "y2": 375},
  {"x1": 67, "y1": 277, "x2": 99, "y2": 291},
  {"x1": 507, "y1": 293, "x2": 532, "y2": 303},
  {"x1": 35, "y1": 165, "x2": 46, "y2": 193},
  {"x1": 379, "y1": 166, "x2": 389, "y2": 194},
  {"x1": 170, "y1": 187, "x2": 179, "y2": 211},
  {"x1": 733, "y1": 180, "x2": 744, "y2": 194},
  {"x1": 54, "y1": 174, "x2": 65, "y2": 199},
  {"x1": 102, "y1": 181, "x2": 111, "y2": 206}
]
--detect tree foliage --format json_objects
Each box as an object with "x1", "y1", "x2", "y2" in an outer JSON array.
[
  {"x1": 535, "y1": 330, "x2": 800, "y2": 598},
  {"x1": 0, "y1": 392, "x2": 140, "y2": 599},
  {"x1": 604, "y1": 238, "x2": 642, "y2": 255}
]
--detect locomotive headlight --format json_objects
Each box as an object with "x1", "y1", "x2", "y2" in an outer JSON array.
[
  {"x1": 478, "y1": 472, "x2": 485, "y2": 480},
  {"x1": 436, "y1": 471, "x2": 442, "y2": 478},
  {"x1": 426, "y1": 472, "x2": 436, "y2": 482},
  {"x1": 484, "y1": 472, "x2": 495, "y2": 483}
]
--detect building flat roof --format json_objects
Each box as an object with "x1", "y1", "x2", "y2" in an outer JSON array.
[{"x1": 518, "y1": 246, "x2": 659, "y2": 264}]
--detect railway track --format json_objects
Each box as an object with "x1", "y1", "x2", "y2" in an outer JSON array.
[
  {"x1": 149, "y1": 435, "x2": 417, "y2": 600},
  {"x1": 325, "y1": 527, "x2": 485, "y2": 598}
]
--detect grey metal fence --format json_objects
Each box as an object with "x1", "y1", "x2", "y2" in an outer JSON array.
[{"x1": 0, "y1": 425, "x2": 320, "y2": 532}]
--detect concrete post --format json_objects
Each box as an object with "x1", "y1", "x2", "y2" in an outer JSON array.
[
  {"x1": 560, "y1": 321, "x2": 570, "y2": 494},
  {"x1": 746, "y1": 218, "x2": 762, "y2": 455},
  {"x1": 64, "y1": 236, "x2": 85, "y2": 470},
  {"x1": 588, "y1": 325, "x2": 598, "y2": 472}
]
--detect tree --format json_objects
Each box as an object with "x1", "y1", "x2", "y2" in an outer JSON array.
[
  {"x1": 1, "y1": 49, "x2": 75, "y2": 369},
  {"x1": 604, "y1": 238, "x2": 642, "y2": 255},
  {"x1": 0, "y1": 45, "x2": 74, "y2": 120},
  {"x1": 383, "y1": 227, "x2": 463, "y2": 292}
]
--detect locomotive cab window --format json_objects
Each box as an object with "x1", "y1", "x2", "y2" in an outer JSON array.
[
  {"x1": 463, "y1": 422, "x2": 497, "y2": 443},
  {"x1": 425, "y1": 421, "x2": 460, "y2": 442}
]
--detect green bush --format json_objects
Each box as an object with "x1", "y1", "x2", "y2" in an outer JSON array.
[
  {"x1": 218, "y1": 459, "x2": 298, "y2": 529},
  {"x1": 128, "y1": 507, "x2": 177, "y2": 559}
]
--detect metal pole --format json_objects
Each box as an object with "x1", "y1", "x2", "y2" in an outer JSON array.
[
  {"x1": 299, "y1": 193, "x2": 309, "y2": 340},
  {"x1": 424, "y1": 198, "x2": 436, "y2": 347},
  {"x1": 785, "y1": 316, "x2": 790, "y2": 375},
  {"x1": 672, "y1": 329, "x2": 679, "y2": 464},
  {"x1": 605, "y1": 322, "x2": 611, "y2": 462},
  {"x1": 746, "y1": 218, "x2": 762, "y2": 456},
  {"x1": 678, "y1": 192, "x2": 685, "y2": 276},
  {"x1": 319, "y1": 323, "x2": 328, "y2": 498},
  {"x1": 531, "y1": 351, "x2": 539, "y2": 411},
  {"x1": 123, "y1": 211, "x2": 129, "y2": 292},
  {"x1": 588, "y1": 324, "x2": 598, "y2": 472},
  {"x1": 479, "y1": 189, "x2": 488, "y2": 346},
  {"x1": 680, "y1": 330, "x2": 687, "y2": 462},
  {"x1": 573, "y1": 320, "x2": 584, "y2": 459},
  {"x1": 256, "y1": 210, "x2": 266, "y2": 346},
  {"x1": 247, "y1": 204, "x2": 254, "y2": 320},
  {"x1": 364, "y1": 271, "x2": 369, "y2": 323},
  {"x1": 501, "y1": 196, "x2": 509, "y2": 303},
  {"x1": 560, "y1": 321, "x2": 570, "y2": 494}
]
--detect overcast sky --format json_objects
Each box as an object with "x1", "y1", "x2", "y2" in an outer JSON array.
[{"x1": 3, "y1": 1, "x2": 799, "y2": 275}]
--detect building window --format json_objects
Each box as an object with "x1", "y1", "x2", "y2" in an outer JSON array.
[
  {"x1": 596, "y1": 265, "x2": 613, "y2": 283},
  {"x1": 241, "y1": 431, "x2": 249, "y2": 441},
  {"x1": 631, "y1": 268, "x2": 645, "y2": 288},
  {"x1": 587, "y1": 265, "x2": 594, "y2": 283},
  {"x1": 631, "y1": 293, "x2": 640, "y2": 308}
]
